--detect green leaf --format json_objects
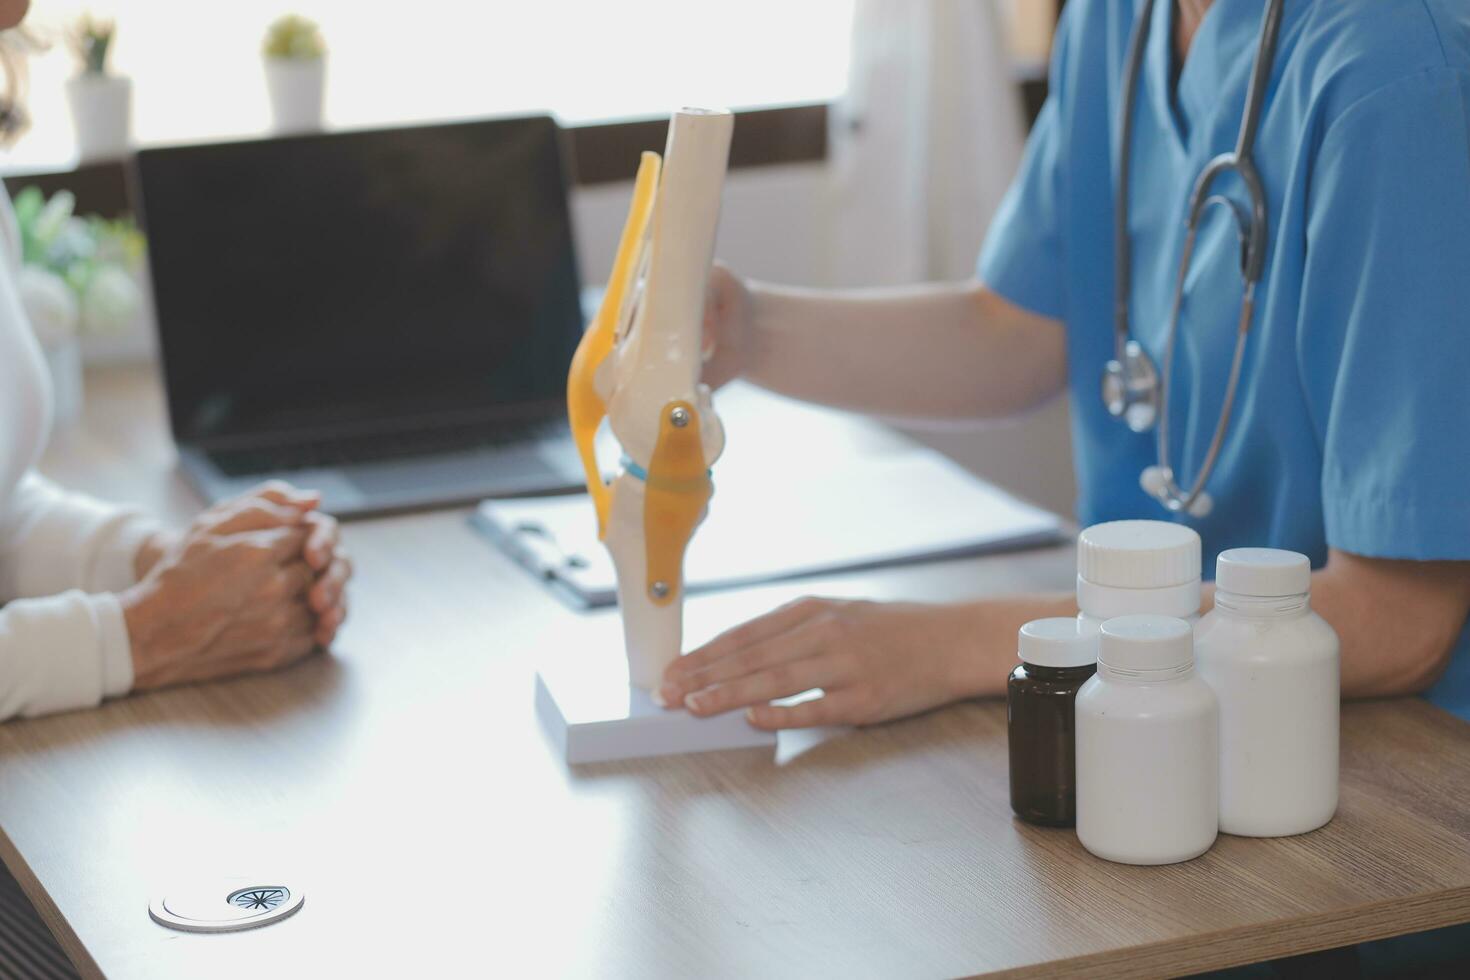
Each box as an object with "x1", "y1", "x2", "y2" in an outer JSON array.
[{"x1": 12, "y1": 185, "x2": 42, "y2": 226}]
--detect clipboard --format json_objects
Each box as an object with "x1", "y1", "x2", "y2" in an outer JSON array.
[{"x1": 472, "y1": 446, "x2": 1062, "y2": 609}]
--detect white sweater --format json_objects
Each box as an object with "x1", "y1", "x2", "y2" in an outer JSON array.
[{"x1": 0, "y1": 198, "x2": 159, "y2": 720}]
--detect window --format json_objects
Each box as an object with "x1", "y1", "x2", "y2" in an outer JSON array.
[{"x1": 5, "y1": 0, "x2": 855, "y2": 173}]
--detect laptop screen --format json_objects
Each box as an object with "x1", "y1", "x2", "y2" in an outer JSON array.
[{"x1": 135, "y1": 116, "x2": 582, "y2": 446}]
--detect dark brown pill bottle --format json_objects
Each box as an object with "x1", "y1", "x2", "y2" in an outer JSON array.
[{"x1": 1007, "y1": 618, "x2": 1098, "y2": 827}]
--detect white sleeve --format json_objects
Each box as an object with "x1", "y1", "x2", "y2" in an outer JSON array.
[
  {"x1": 0, "y1": 591, "x2": 133, "y2": 719},
  {"x1": 0, "y1": 472, "x2": 162, "y2": 718},
  {"x1": 0, "y1": 471, "x2": 162, "y2": 599}
]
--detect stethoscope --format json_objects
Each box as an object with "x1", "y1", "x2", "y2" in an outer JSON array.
[{"x1": 1101, "y1": 0, "x2": 1285, "y2": 518}]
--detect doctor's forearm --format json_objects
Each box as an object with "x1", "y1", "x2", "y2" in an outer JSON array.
[
  {"x1": 1087, "y1": 557, "x2": 1466, "y2": 700},
  {"x1": 1307, "y1": 551, "x2": 1470, "y2": 699},
  {"x1": 742, "y1": 279, "x2": 1067, "y2": 420},
  {"x1": 944, "y1": 551, "x2": 1470, "y2": 703},
  {"x1": 945, "y1": 592, "x2": 1080, "y2": 699}
]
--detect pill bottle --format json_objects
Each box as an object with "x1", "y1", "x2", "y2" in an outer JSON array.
[
  {"x1": 1075, "y1": 615, "x2": 1218, "y2": 865},
  {"x1": 1195, "y1": 548, "x2": 1339, "y2": 837},
  {"x1": 1076, "y1": 520, "x2": 1202, "y2": 634},
  {"x1": 1007, "y1": 618, "x2": 1098, "y2": 827}
]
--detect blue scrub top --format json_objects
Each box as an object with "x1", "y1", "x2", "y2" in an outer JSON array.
[{"x1": 979, "y1": 0, "x2": 1470, "y2": 718}]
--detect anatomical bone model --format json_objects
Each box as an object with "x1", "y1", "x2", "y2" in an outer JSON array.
[{"x1": 567, "y1": 108, "x2": 732, "y2": 692}]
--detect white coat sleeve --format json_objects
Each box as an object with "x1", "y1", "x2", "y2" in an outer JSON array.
[{"x1": 0, "y1": 472, "x2": 162, "y2": 719}]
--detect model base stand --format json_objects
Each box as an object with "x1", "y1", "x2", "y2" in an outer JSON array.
[{"x1": 535, "y1": 649, "x2": 775, "y2": 765}]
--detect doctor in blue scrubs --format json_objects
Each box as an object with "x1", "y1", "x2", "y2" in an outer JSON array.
[{"x1": 656, "y1": 0, "x2": 1470, "y2": 731}]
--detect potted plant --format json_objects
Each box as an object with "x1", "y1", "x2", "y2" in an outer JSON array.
[
  {"x1": 263, "y1": 14, "x2": 326, "y2": 135},
  {"x1": 64, "y1": 13, "x2": 131, "y2": 162},
  {"x1": 11, "y1": 187, "x2": 146, "y2": 429}
]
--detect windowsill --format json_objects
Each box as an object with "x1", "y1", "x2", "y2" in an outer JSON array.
[
  {"x1": 0, "y1": 100, "x2": 831, "y2": 179},
  {"x1": 0, "y1": 103, "x2": 833, "y2": 218}
]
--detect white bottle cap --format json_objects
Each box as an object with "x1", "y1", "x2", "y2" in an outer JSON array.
[
  {"x1": 1078, "y1": 520, "x2": 1201, "y2": 589},
  {"x1": 1215, "y1": 548, "x2": 1311, "y2": 597},
  {"x1": 1098, "y1": 615, "x2": 1193, "y2": 672},
  {"x1": 1018, "y1": 617, "x2": 1098, "y2": 669},
  {"x1": 1076, "y1": 521, "x2": 1202, "y2": 619}
]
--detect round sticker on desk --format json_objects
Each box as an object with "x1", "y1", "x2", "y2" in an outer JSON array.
[{"x1": 149, "y1": 878, "x2": 304, "y2": 933}]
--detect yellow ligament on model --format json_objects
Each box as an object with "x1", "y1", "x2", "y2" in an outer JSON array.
[
  {"x1": 566, "y1": 151, "x2": 661, "y2": 538},
  {"x1": 642, "y1": 400, "x2": 712, "y2": 606}
]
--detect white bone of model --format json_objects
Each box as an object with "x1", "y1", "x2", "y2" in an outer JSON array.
[{"x1": 569, "y1": 108, "x2": 732, "y2": 692}]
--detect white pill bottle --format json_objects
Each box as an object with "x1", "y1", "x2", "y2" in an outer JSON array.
[
  {"x1": 1075, "y1": 615, "x2": 1219, "y2": 865},
  {"x1": 1194, "y1": 548, "x2": 1340, "y2": 837},
  {"x1": 1076, "y1": 521, "x2": 1202, "y2": 634}
]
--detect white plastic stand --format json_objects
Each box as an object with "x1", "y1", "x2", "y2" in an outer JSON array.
[{"x1": 535, "y1": 649, "x2": 775, "y2": 765}]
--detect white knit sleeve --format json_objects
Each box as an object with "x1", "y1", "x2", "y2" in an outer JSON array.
[
  {"x1": 0, "y1": 471, "x2": 162, "y2": 599},
  {"x1": 0, "y1": 472, "x2": 160, "y2": 716},
  {"x1": 0, "y1": 591, "x2": 133, "y2": 719}
]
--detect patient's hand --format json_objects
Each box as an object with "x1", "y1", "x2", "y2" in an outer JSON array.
[
  {"x1": 658, "y1": 597, "x2": 972, "y2": 729},
  {"x1": 134, "y1": 480, "x2": 322, "y2": 579},
  {"x1": 121, "y1": 481, "x2": 353, "y2": 690}
]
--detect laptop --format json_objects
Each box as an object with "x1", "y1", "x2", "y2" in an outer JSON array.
[{"x1": 133, "y1": 115, "x2": 587, "y2": 517}]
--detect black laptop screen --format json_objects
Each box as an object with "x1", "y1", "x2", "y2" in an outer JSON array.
[{"x1": 135, "y1": 116, "x2": 582, "y2": 445}]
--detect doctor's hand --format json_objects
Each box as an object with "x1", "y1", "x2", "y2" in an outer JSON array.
[
  {"x1": 658, "y1": 597, "x2": 978, "y2": 729},
  {"x1": 700, "y1": 262, "x2": 754, "y2": 389}
]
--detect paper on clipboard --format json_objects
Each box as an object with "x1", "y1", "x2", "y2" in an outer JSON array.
[{"x1": 472, "y1": 446, "x2": 1062, "y2": 608}]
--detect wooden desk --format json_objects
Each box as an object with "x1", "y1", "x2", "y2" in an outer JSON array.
[{"x1": 4, "y1": 366, "x2": 1470, "y2": 978}]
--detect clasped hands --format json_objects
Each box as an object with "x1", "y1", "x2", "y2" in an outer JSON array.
[{"x1": 119, "y1": 481, "x2": 351, "y2": 690}]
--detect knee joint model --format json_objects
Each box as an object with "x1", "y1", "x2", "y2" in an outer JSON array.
[{"x1": 566, "y1": 108, "x2": 732, "y2": 691}]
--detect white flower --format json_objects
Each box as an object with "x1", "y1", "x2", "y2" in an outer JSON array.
[
  {"x1": 16, "y1": 265, "x2": 79, "y2": 348},
  {"x1": 33, "y1": 191, "x2": 76, "y2": 249},
  {"x1": 80, "y1": 264, "x2": 141, "y2": 334}
]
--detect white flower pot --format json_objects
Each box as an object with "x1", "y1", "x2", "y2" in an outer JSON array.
[
  {"x1": 42, "y1": 335, "x2": 84, "y2": 430},
  {"x1": 65, "y1": 74, "x2": 132, "y2": 163},
  {"x1": 264, "y1": 57, "x2": 326, "y2": 134}
]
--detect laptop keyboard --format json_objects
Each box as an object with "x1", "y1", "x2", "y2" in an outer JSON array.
[{"x1": 206, "y1": 418, "x2": 567, "y2": 477}]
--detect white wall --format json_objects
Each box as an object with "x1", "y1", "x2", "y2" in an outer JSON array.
[
  {"x1": 570, "y1": 164, "x2": 1077, "y2": 519},
  {"x1": 7, "y1": 1, "x2": 854, "y2": 174},
  {"x1": 572, "y1": 163, "x2": 835, "y2": 287}
]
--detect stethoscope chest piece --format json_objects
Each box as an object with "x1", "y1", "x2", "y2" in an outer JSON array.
[
  {"x1": 1140, "y1": 464, "x2": 1214, "y2": 518},
  {"x1": 1102, "y1": 339, "x2": 1160, "y2": 433}
]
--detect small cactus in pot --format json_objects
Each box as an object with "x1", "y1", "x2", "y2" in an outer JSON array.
[{"x1": 263, "y1": 14, "x2": 327, "y2": 135}]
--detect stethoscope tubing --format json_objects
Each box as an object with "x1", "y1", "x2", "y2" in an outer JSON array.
[{"x1": 1111, "y1": 0, "x2": 1285, "y2": 515}]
